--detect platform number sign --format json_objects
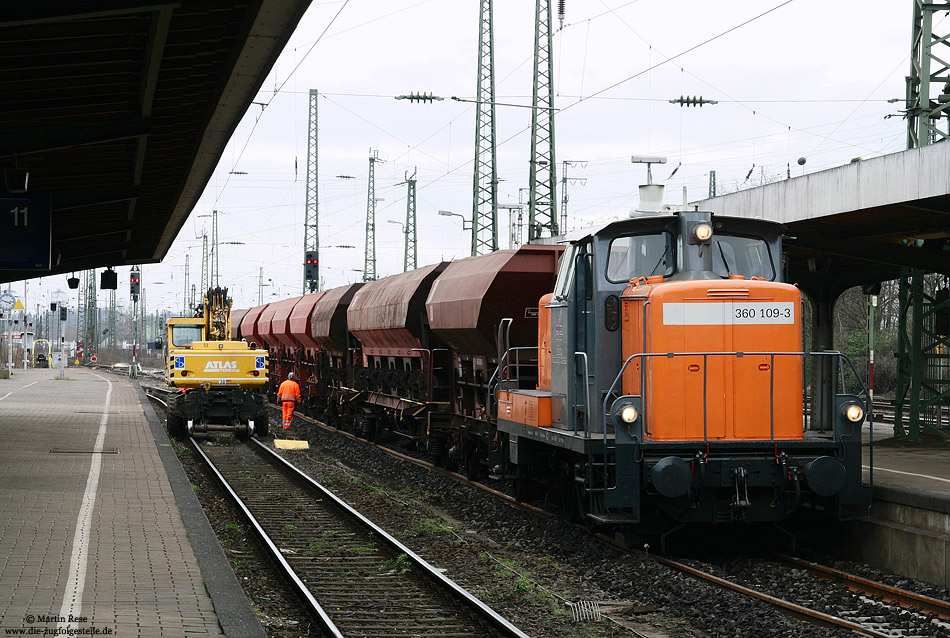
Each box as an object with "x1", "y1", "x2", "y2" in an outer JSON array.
[{"x1": 0, "y1": 195, "x2": 51, "y2": 270}]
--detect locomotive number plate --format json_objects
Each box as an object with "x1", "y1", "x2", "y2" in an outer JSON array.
[{"x1": 663, "y1": 302, "x2": 795, "y2": 326}]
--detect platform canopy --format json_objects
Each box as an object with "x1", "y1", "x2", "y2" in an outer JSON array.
[
  {"x1": 0, "y1": 1, "x2": 310, "y2": 284},
  {"x1": 695, "y1": 143, "x2": 950, "y2": 285}
]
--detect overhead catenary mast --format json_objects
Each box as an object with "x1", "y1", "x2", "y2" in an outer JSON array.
[
  {"x1": 401, "y1": 169, "x2": 417, "y2": 271},
  {"x1": 200, "y1": 233, "x2": 208, "y2": 296},
  {"x1": 471, "y1": 0, "x2": 498, "y2": 256},
  {"x1": 528, "y1": 0, "x2": 558, "y2": 240},
  {"x1": 304, "y1": 89, "x2": 319, "y2": 292},
  {"x1": 363, "y1": 149, "x2": 382, "y2": 282}
]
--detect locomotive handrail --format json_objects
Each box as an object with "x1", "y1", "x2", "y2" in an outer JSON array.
[
  {"x1": 599, "y1": 350, "x2": 872, "y2": 494},
  {"x1": 574, "y1": 352, "x2": 592, "y2": 437},
  {"x1": 488, "y1": 346, "x2": 540, "y2": 422}
]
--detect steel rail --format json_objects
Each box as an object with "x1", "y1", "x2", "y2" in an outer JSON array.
[
  {"x1": 144, "y1": 393, "x2": 167, "y2": 409},
  {"x1": 248, "y1": 437, "x2": 531, "y2": 638},
  {"x1": 189, "y1": 438, "x2": 345, "y2": 638},
  {"x1": 643, "y1": 552, "x2": 891, "y2": 638},
  {"x1": 776, "y1": 554, "x2": 950, "y2": 621},
  {"x1": 287, "y1": 408, "x2": 907, "y2": 638}
]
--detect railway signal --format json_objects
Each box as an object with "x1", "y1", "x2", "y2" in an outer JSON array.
[
  {"x1": 130, "y1": 267, "x2": 140, "y2": 301},
  {"x1": 304, "y1": 250, "x2": 318, "y2": 286}
]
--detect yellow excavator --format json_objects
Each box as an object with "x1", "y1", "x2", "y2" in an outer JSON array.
[{"x1": 162, "y1": 287, "x2": 269, "y2": 439}]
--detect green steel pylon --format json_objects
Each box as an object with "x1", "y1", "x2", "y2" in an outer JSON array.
[
  {"x1": 896, "y1": 0, "x2": 950, "y2": 439},
  {"x1": 304, "y1": 89, "x2": 320, "y2": 292},
  {"x1": 363, "y1": 150, "x2": 381, "y2": 282},
  {"x1": 108, "y1": 288, "x2": 116, "y2": 350},
  {"x1": 404, "y1": 169, "x2": 417, "y2": 271},
  {"x1": 82, "y1": 269, "x2": 97, "y2": 362},
  {"x1": 528, "y1": 0, "x2": 558, "y2": 240},
  {"x1": 907, "y1": 0, "x2": 950, "y2": 148},
  {"x1": 472, "y1": 0, "x2": 498, "y2": 256}
]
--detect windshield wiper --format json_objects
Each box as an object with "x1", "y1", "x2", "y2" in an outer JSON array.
[{"x1": 716, "y1": 240, "x2": 731, "y2": 276}]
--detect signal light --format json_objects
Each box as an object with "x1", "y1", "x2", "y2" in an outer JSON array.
[
  {"x1": 304, "y1": 250, "x2": 318, "y2": 282},
  {"x1": 130, "y1": 267, "x2": 141, "y2": 299}
]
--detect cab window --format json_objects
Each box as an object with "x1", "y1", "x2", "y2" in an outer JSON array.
[
  {"x1": 605, "y1": 232, "x2": 674, "y2": 283},
  {"x1": 712, "y1": 235, "x2": 774, "y2": 280},
  {"x1": 171, "y1": 325, "x2": 203, "y2": 347},
  {"x1": 553, "y1": 244, "x2": 578, "y2": 299}
]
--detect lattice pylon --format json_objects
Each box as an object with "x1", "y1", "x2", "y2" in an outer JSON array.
[
  {"x1": 528, "y1": 0, "x2": 558, "y2": 240},
  {"x1": 472, "y1": 0, "x2": 498, "y2": 256},
  {"x1": 304, "y1": 89, "x2": 320, "y2": 292},
  {"x1": 363, "y1": 150, "x2": 379, "y2": 282}
]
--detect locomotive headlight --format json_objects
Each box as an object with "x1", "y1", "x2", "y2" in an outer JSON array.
[
  {"x1": 842, "y1": 402, "x2": 865, "y2": 423},
  {"x1": 692, "y1": 222, "x2": 713, "y2": 243},
  {"x1": 620, "y1": 405, "x2": 639, "y2": 423}
]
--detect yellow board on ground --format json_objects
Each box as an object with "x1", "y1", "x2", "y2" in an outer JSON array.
[{"x1": 274, "y1": 438, "x2": 309, "y2": 450}]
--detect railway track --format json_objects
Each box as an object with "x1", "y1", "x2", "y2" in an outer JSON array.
[
  {"x1": 192, "y1": 438, "x2": 528, "y2": 638},
  {"x1": 282, "y1": 408, "x2": 950, "y2": 638},
  {"x1": 143, "y1": 390, "x2": 529, "y2": 637}
]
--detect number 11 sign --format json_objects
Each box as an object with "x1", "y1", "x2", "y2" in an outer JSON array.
[{"x1": 1, "y1": 194, "x2": 51, "y2": 270}]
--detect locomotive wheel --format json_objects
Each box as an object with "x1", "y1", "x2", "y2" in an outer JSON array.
[
  {"x1": 559, "y1": 470, "x2": 582, "y2": 523},
  {"x1": 512, "y1": 466, "x2": 530, "y2": 502}
]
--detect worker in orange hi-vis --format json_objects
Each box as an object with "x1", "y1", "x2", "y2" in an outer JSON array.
[{"x1": 277, "y1": 372, "x2": 302, "y2": 429}]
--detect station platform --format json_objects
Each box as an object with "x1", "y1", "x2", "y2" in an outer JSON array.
[
  {"x1": 865, "y1": 422, "x2": 950, "y2": 498},
  {"x1": 0, "y1": 368, "x2": 264, "y2": 637}
]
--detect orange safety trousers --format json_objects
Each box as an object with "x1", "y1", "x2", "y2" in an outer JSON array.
[
  {"x1": 281, "y1": 401, "x2": 295, "y2": 429},
  {"x1": 276, "y1": 379, "x2": 301, "y2": 429}
]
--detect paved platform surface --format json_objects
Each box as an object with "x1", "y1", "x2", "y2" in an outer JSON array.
[
  {"x1": 0, "y1": 368, "x2": 257, "y2": 637},
  {"x1": 864, "y1": 422, "x2": 950, "y2": 502}
]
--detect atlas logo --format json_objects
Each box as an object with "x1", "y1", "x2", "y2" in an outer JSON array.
[{"x1": 204, "y1": 360, "x2": 238, "y2": 372}]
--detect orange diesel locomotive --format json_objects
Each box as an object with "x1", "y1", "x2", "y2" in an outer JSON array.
[{"x1": 495, "y1": 209, "x2": 871, "y2": 530}]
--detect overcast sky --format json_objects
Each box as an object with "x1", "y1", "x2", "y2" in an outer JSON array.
[{"x1": 17, "y1": 0, "x2": 913, "y2": 314}]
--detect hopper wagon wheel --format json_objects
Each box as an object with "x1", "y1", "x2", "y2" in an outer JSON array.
[
  {"x1": 429, "y1": 435, "x2": 447, "y2": 468},
  {"x1": 357, "y1": 414, "x2": 374, "y2": 440}
]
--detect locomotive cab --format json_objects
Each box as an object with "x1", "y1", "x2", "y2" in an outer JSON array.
[{"x1": 496, "y1": 208, "x2": 871, "y2": 531}]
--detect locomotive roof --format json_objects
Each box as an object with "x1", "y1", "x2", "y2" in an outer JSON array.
[{"x1": 556, "y1": 211, "x2": 787, "y2": 244}]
